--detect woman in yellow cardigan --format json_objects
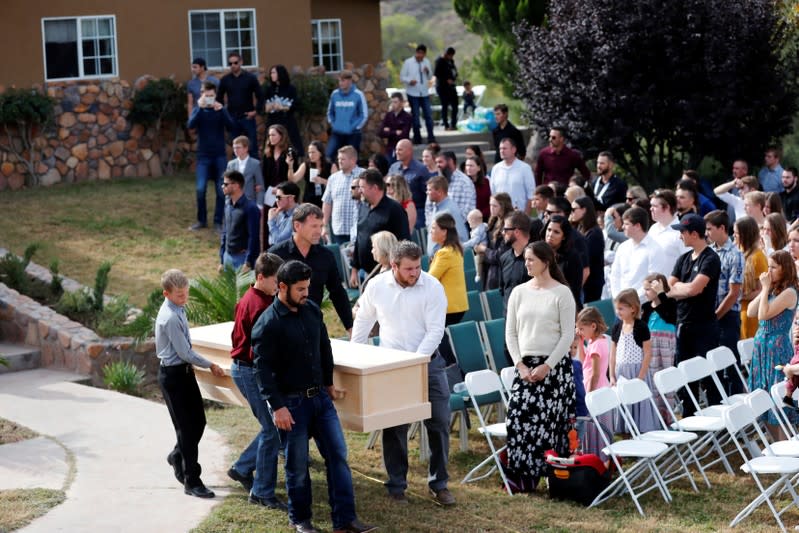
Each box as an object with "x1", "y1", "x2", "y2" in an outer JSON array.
[{"x1": 429, "y1": 212, "x2": 469, "y2": 366}]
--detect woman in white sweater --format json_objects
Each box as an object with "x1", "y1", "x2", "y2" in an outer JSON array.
[{"x1": 504, "y1": 240, "x2": 577, "y2": 491}]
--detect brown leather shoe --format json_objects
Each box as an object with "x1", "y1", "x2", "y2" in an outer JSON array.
[
  {"x1": 333, "y1": 518, "x2": 378, "y2": 533},
  {"x1": 387, "y1": 492, "x2": 408, "y2": 505},
  {"x1": 430, "y1": 487, "x2": 456, "y2": 506}
]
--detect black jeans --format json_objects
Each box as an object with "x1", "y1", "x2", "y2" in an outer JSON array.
[
  {"x1": 158, "y1": 364, "x2": 206, "y2": 487},
  {"x1": 718, "y1": 311, "x2": 745, "y2": 396},
  {"x1": 436, "y1": 87, "x2": 458, "y2": 128},
  {"x1": 675, "y1": 321, "x2": 720, "y2": 416}
]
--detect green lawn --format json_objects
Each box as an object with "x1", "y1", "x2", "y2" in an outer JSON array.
[{"x1": 2, "y1": 176, "x2": 799, "y2": 532}]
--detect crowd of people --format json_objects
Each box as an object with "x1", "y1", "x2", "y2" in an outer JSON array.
[{"x1": 159, "y1": 47, "x2": 799, "y2": 531}]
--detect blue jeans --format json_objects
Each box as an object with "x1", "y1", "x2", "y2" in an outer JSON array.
[
  {"x1": 195, "y1": 154, "x2": 226, "y2": 226},
  {"x1": 222, "y1": 251, "x2": 247, "y2": 271},
  {"x1": 280, "y1": 389, "x2": 356, "y2": 529},
  {"x1": 407, "y1": 95, "x2": 435, "y2": 143},
  {"x1": 231, "y1": 117, "x2": 259, "y2": 159},
  {"x1": 326, "y1": 131, "x2": 362, "y2": 159},
  {"x1": 231, "y1": 361, "x2": 280, "y2": 500}
]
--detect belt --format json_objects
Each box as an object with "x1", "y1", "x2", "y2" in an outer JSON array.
[
  {"x1": 233, "y1": 358, "x2": 253, "y2": 368},
  {"x1": 286, "y1": 386, "x2": 321, "y2": 398},
  {"x1": 160, "y1": 363, "x2": 191, "y2": 373}
]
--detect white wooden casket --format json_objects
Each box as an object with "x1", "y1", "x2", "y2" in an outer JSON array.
[{"x1": 189, "y1": 322, "x2": 432, "y2": 432}]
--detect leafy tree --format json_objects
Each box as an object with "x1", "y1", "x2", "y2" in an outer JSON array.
[
  {"x1": 514, "y1": 0, "x2": 799, "y2": 190},
  {"x1": 0, "y1": 89, "x2": 56, "y2": 186},
  {"x1": 129, "y1": 78, "x2": 187, "y2": 175},
  {"x1": 454, "y1": 0, "x2": 548, "y2": 95}
]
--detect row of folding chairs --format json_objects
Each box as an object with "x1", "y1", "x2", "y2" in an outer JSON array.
[{"x1": 461, "y1": 345, "x2": 799, "y2": 529}]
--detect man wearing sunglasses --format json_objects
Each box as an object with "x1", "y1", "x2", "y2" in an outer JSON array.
[
  {"x1": 267, "y1": 182, "x2": 300, "y2": 247},
  {"x1": 217, "y1": 51, "x2": 264, "y2": 159}
]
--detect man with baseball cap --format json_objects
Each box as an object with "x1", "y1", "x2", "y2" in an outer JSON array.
[{"x1": 664, "y1": 213, "x2": 721, "y2": 416}]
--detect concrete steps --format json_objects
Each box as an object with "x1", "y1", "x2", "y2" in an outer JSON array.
[{"x1": 0, "y1": 342, "x2": 42, "y2": 374}]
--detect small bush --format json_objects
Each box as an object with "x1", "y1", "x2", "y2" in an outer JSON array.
[
  {"x1": 94, "y1": 295, "x2": 132, "y2": 338},
  {"x1": 0, "y1": 243, "x2": 40, "y2": 293},
  {"x1": 120, "y1": 288, "x2": 163, "y2": 342},
  {"x1": 49, "y1": 259, "x2": 63, "y2": 298},
  {"x1": 102, "y1": 361, "x2": 145, "y2": 396},
  {"x1": 186, "y1": 267, "x2": 253, "y2": 325}
]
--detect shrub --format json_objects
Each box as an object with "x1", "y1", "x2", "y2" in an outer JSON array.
[
  {"x1": 120, "y1": 288, "x2": 163, "y2": 342},
  {"x1": 48, "y1": 259, "x2": 63, "y2": 298},
  {"x1": 0, "y1": 244, "x2": 40, "y2": 294},
  {"x1": 102, "y1": 361, "x2": 145, "y2": 396},
  {"x1": 290, "y1": 71, "x2": 338, "y2": 142},
  {"x1": 94, "y1": 295, "x2": 132, "y2": 338},
  {"x1": 186, "y1": 267, "x2": 254, "y2": 325},
  {"x1": 129, "y1": 78, "x2": 188, "y2": 175},
  {"x1": 0, "y1": 88, "x2": 56, "y2": 186}
]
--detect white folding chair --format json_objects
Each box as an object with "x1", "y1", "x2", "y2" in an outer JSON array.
[
  {"x1": 653, "y1": 367, "x2": 734, "y2": 474},
  {"x1": 499, "y1": 366, "x2": 516, "y2": 395},
  {"x1": 722, "y1": 402, "x2": 799, "y2": 532},
  {"x1": 615, "y1": 379, "x2": 709, "y2": 491},
  {"x1": 677, "y1": 356, "x2": 733, "y2": 418},
  {"x1": 585, "y1": 387, "x2": 671, "y2": 516},
  {"x1": 706, "y1": 346, "x2": 750, "y2": 403},
  {"x1": 745, "y1": 389, "x2": 799, "y2": 456},
  {"x1": 461, "y1": 369, "x2": 512, "y2": 494},
  {"x1": 737, "y1": 338, "x2": 754, "y2": 375},
  {"x1": 770, "y1": 381, "x2": 799, "y2": 440}
]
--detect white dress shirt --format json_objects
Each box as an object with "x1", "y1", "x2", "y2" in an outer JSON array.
[
  {"x1": 489, "y1": 158, "x2": 536, "y2": 211},
  {"x1": 647, "y1": 215, "x2": 690, "y2": 276},
  {"x1": 237, "y1": 155, "x2": 249, "y2": 174},
  {"x1": 716, "y1": 191, "x2": 745, "y2": 220},
  {"x1": 609, "y1": 234, "x2": 668, "y2": 300},
  {"x1": 351, "y1": 270, "x2": 447, "y2": 357},
  {"x1": 400, "y1": 56, "x2": 432, "y2": 98}
]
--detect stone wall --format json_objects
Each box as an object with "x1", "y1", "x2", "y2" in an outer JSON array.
[
  {"x1": 0, "y1": 63, "x2": 390, "y2": 191},
  {"x1": 0, "y1": 249, "x2": 158, "y2": 386}
]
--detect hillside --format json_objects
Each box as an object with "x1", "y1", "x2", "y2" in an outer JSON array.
[{"x1": 380, "y1": 0, "x2": 483, "y2": 72}]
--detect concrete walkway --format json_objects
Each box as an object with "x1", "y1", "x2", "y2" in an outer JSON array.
[{"x1": 0, "y1": 369, "x2": 230, "y2": 532}]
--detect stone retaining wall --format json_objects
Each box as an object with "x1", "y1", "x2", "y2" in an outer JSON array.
[
  {"x1": 0, "y1": 63, "x2": 390, "y2": 191},
  {"x1": 0, "y1": 250, "x2": 158, "y2": 385}
]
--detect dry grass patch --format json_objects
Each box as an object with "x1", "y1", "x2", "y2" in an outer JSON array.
[
  {"x1": 0, "y1": 418, "x2": 37, "y2": 445},
  {"x1": 0, "y1": 174, "x2": 219, "y2": 308},
  {"x1": 0, "y1": 489, "x2": 65, "y2": 532}
]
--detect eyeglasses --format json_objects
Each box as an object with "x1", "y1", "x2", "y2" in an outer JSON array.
[
  {"x1": 625, "y1": 197, "x2": 635, "y2": 201},
  {"x1": 222, "y1": 182, "x2": 233, "y2": 187},
  {"x1": 502, "y1": 227, "x2": 517, "y2": 232},
  {"x1": 386, "y1": 183, "x2": 394, "y2": 188},
  {"x1": 545, "y1": 210, "x2": 561, "y2": 216},
  {"x1": 228, "y1": 61, "x2": 239, "y2": 66},
  {"x1": 275, "y1": 195, "x2": 287, "y2": 200}
]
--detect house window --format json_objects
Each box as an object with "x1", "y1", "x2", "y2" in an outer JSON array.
[
  {"x1": 311, "y1": 19, "x2": 343, "y2": 72},
  {"x1": 189, "y1": 10, "x2": 257, "y2": 69},
  {"x1": 42, "y1": 16, "x2": 118, "y2": 81}
]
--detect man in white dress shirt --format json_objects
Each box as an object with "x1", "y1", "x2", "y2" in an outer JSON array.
[
  {"x1": 713, "y1": 174, "x2": 760, "y2": 222},
  {"x1": 610, "y1": 206, "x2": 668, "y2": 299},
  {"x1": 351, "y1": 240, "x2": 455, "y2": 507},
  {"x1": 648, "y1": 189, "x2": 690, "y2": 276}
]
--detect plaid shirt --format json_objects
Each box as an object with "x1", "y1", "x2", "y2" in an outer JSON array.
[
  {"x1": 322, "y1": 166, "x2": 364, "y2": 236},
  {"x1": 425, "y1": 169, "x2": 476, "y2": 223},
  {"x1": 711, "y1": 237, "x2": 744, "y2": 313}
]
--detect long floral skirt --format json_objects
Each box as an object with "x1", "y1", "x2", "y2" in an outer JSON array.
[{"x1": 506, "y1": 356, "x2": 576, "y2": 483}]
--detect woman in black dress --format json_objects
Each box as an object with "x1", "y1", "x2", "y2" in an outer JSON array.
[
  {"x1": 262, "y1": 124, "x2": 296, "y2": 250},
  {"x1": 570, "y1": 196, "x2": 605, "y2": 303},
  {"x1": 263, "y1": 64, "x2": 304, "y2": 157},
  {"x1": 287, "y1": 140, "x2": 334, "y2": 207},
  {"x1": 544, "y1": 214, "x2": 584, "y2": 310}
]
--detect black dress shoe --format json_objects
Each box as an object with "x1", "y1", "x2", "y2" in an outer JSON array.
[
  {"x1": 249, "y1": 494, "x2": 288, "y2": 511},
  {"x1": 227, "y1": 467, "x2": 254, "y2": 492},
  {"x1": 166, "y1": 452, "x2": 184, "y2": 484},
  {"x1": 184, "y1": 484, "x2": 215, "y2": 498},
  {"x1": 290, "y1": 520, "x2": 320, "y2": 533}
]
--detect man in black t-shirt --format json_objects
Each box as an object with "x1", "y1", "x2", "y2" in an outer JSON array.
[{"x1": 667, "y1": 214, "x2": 721, "y2": 416}]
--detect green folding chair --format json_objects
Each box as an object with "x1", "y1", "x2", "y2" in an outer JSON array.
[
  {"x1": 479, "y1": 318, "x2": 508, "y2": 373},
  {"x1": 480, "y1": 289, "x2": 504, "y2": 320},
  {"x1": 461, "y1": 290, "x2": 485, "y2": 323},
  {"x1": 585, "y1": 298, "x2": 615, "y2": 333}
]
